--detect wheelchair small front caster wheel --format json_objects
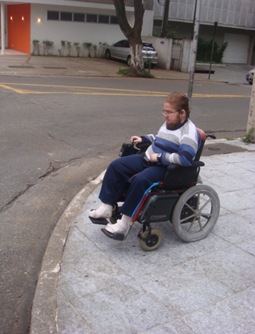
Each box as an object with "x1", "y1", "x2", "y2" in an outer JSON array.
[{"x1": 139, "y1": 228, "x2": 163, "y2": 251}]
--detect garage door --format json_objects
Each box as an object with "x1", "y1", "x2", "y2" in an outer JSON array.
[{"x1": 222, "y1": 33, "x2": 249, "y2": 63}]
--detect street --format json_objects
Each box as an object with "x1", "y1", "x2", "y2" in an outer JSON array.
[{"x1": 0, "y1": 74, "x2": 252, "y2": 334}]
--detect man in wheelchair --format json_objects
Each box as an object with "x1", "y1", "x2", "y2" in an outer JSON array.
[{"x1": 89, "y1": 92, "x2": 202, "y2": 241}]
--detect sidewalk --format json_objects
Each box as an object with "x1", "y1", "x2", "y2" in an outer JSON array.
[
  {"x1": 2, "y1": 52, "x2": 254, "y2": 333},
  {"x1": 0, "y1": 51, "x2": 253, "y2": 83},
  {"x1": 30, "y1": 138, "x2": 255, "y2": 334}
]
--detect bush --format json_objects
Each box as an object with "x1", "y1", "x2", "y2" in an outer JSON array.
[{"x1": 197, "y1": 38, "x2": 228, "y2": 63}]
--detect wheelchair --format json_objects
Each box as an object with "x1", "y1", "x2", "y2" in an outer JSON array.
[{"x1": 92, "y1": 130, "x2": 220, "y2": 251}]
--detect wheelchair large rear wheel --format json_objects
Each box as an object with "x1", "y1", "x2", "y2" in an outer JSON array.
[{"x1": 172, "y1": 185, "x2": 220, "y2": 242}]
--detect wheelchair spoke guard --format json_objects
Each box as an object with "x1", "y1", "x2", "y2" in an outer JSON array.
[{"x1": 172, "y1": 184, "x2": 220, "y2": 242}]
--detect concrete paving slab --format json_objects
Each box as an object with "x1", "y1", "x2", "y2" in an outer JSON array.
[{"x1": 182, "y1": 286, "x2": 255, "y2": 334}]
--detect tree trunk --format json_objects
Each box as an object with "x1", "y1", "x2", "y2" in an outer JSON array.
[{"x1": 113, "y1": 0, "x2": 145, "y2": 76}]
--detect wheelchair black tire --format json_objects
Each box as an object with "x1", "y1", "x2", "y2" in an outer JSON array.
[
  {"x1": 172, "y1": 184, "x2": 220, "y2": 242},
  {"x1": 139, "y1": 228, "x2": 163, "y2": 251}
]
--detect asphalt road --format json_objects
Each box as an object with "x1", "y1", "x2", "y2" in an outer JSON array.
[{"x1": 0, "y1": 74, "x2": 252, "y2": 334}]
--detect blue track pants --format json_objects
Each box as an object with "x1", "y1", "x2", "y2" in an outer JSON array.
[{"x1": 99, "y1": 154, "x2": 166, "y2": 217}]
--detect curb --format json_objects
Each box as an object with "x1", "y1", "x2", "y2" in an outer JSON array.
[{"x1": 29, "y1": 171, "x2": 105, "y2": 334}]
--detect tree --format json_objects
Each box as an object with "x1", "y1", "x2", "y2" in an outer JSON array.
[{"x1": 113, "y1": 0, "x2": 145, "y2": 76}]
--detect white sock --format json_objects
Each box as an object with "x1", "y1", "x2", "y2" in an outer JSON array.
[
  {"x1": 120, "y1": 214, "x2": 132, "y2": 226},
  {"x1": 105, "y1": 214, "x2": 132, "y2": 234},
  {"x1": 89, "y1": 203, "x2": 113, "y2": 219}
]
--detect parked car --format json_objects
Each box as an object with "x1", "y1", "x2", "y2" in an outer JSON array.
[
  {"x1": 105, "y1": 39, "x2": 158, "y2": 67},
  {"x1": 246, "y1": 68, "x2": 254, "y2": 85}
]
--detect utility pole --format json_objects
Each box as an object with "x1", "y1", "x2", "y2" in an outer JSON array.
[
  {"x1": 208, "y1": 21, "x2": 218, "y2": 80},
  {"x1": 246, "y1": 70, "x2": 255, "y2": 143},
  {"x1": 187, "y1": 0, "x2": 201, "y2": 104},
  {"x1": 160, "y1": 0, "x2": 170, "y2": 38}
]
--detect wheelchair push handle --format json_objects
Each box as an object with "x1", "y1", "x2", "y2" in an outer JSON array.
[{"x1": 206, "y1": 134, "x2": 216, "y2": 140}]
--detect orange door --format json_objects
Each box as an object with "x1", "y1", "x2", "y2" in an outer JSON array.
[{"x1": 8, "y1": 4, "x2": 31, "y2": 54}]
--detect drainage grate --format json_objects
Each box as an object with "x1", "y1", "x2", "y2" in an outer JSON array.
[
  {"x1": 8, "y1": 65, "x2": 34, "y2": 68},
  {"x1": 203, "y1": 143, "x2": 247, "y2": 156},
  {"x1": 43, "y1": 66, "x2": 66, "y2": 69}
]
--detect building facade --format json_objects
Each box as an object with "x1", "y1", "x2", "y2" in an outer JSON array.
[
  {"x1": 0, "y1": 0, "x2": 153, "y2": 56},
  {"x1": 154, "y1": 0, "x2": 255, "y2": 64},
  {"x1": 0, "y1": 0, "x2": 254, "y2": 64}
]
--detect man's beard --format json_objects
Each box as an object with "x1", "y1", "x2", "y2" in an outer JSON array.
[{"x1": 166, "y1": 116, "x2": 182, "y2": 130}]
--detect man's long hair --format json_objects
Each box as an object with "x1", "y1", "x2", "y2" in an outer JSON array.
[{"x1": 165, "y1": 92, "x2": 190, "y2": 118}]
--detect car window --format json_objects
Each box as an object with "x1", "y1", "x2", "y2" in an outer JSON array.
[
  {"x1": 121, "y1": 40, "x2": 129, "y2": 48},
  {"x1": 142, "y1": 43, "x2": 155, "y2": 51},
  {"x1": 114, "y1": 41, "x2": 122, "y2": 47}
]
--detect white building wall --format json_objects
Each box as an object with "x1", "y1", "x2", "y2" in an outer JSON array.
[
  {"x1": 142, "y1": 36, "x2": 172, "y2": 70},
  {"x1": 30, "y1": 3, "x2": 153, "y2": 56},
  {"x1": 31, "y1": 4, "x2": 122, "y2": 50}
]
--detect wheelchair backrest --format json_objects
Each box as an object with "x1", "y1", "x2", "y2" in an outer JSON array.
[
  {"x1": 162, "y1": 128, "x2": 207, "y2": 190},
  {"x1": 195, "y1": 128, "x2": 206, "y2": 161}
]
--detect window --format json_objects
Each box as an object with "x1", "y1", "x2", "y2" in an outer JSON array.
[
  {"x1": 110, "y1": 16, "x2": 118, "y2": 24},
  {"x1": 47, "y1": 11, "x2": 59, "y2": 21},
  {"x1": 98, "y1": 15, "x2": 109, "y2": 23},
  {"x1": 47, "y1": 10, "x2": 117, "y2": 25},
  {"x1": 87, "y1": 14, "x2": 97, "y2": 23},
  {"x1": 74, "y1": 13, "x2": 85, "y2": 22},
  {"x1": 60, "y1": 12, "x2": 72, "y2": 21}
]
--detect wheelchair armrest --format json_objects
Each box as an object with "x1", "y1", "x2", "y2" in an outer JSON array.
[
  {"x1": 166, "y1": 161, "x2": 204, "y2": 170},
  {"x1": 192, "y1": 161, "x2": 205, "y2": 167},
  {"x1": 167, "y1": 163, "x2": 180, "y2": 170}
]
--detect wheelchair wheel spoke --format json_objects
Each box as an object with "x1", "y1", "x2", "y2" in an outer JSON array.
[
  {"x1": 201, "y1": 213, "x2": 212, "y2": 219},
  {"x1": 197, "y1": 217, "x2": 204, "y2": 231},
  {"x1": 185, "y1": 202, "x2": 196, "y2": 213},
  {"x1": 180, "y1": 213, "x2": 196, "y2": 224},
  {"x1": 187, "y1": 218, "x2": 196, "y2": 233},
  {"x1": 198, "y1": 197, "x2": 212, "y2": 212}
]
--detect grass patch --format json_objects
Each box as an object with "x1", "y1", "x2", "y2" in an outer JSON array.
[
  {"x1": 117, "y1": 67, "x2": 154, "y2": 78},
  {"x1": 243, "y1": 128, "x2": 255, "y2": 143}
]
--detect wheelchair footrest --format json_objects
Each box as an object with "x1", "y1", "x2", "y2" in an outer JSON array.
[
  {"x1": 101, "y1": 228, "x2": 126, "y2": 241},
  {"x1": 89, "y1": 216, "x2": 109, "y2": 225}
]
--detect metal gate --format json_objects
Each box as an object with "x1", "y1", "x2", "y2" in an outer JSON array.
[{"x1": 171, "y1": 39, "x2": 184, "y2": 71}]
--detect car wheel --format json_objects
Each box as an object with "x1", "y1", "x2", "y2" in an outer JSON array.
[
  {"x1": 127, "y1": 56, "x2": 131, "y2": 67},
  {"x1": 105, "y1": 49, "x2": 111, "y2": 59}
]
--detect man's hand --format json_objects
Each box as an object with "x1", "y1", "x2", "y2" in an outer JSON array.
[
  {"x1": 150, "y1": 153, "x2": 159, "y2": 162},
  {"x1": 130, "y1": 136, "x2": 142, "y2": 143}
]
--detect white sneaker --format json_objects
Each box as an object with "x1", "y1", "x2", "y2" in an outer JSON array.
[
  {"x1": 105, "y1": 219, "x2": 130, "y2": 234},
  {"x1": 101, "y1": 215, "x2": 132, "y2": 241},
  {"x1": 89, "y1": 203, "x2": 113, "y2": 219}
]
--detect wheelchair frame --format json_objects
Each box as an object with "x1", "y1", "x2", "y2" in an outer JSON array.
[{"x1": 111, "y1": 130, "x2": 220, "y2": 251}]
